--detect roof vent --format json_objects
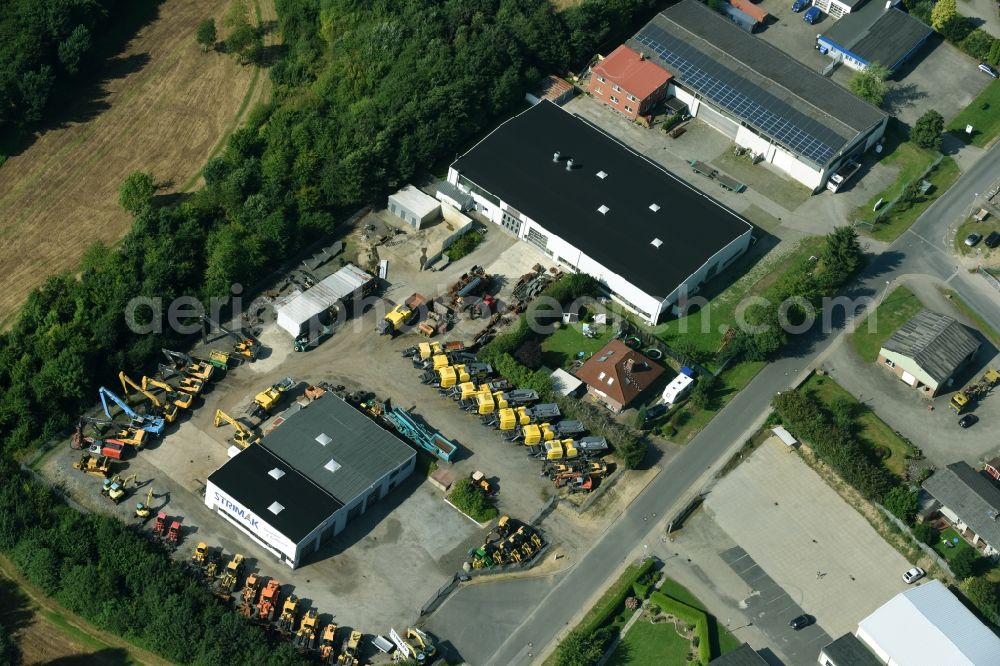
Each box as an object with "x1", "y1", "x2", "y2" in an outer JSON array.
[
  {"x1": 268, "y1": 501, "x2": 284, "y2": 515},
  {"x1": 316, "y1": 433, "x2": 332, "y2": 446},
  {"x1": 268, "y1": 468, "x2": 285, "y2": 481},
  {"x1": 598, "y1": 205, "x2": 610, "y2": 215},
  {"x1": 324, "y1": 459, "x2": 342, "y2": 473},
  {"x1": 566, "y1": 158, "x2": 574, "y2": 171},
  {"x1": 649, "y1": 203, "x2": 661, "y2": 212},
  {"x1": 553, "y1": 151, "x2": 561, "y2": 163},
  {"x1": 651, "y1": 238, "x2": 663, "y2": 248},
  {"x1": 597, "y1": 170, "x2": 608, "y2": 179}
]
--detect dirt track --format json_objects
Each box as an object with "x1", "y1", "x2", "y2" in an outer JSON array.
[{"x1": 0, "y1": 0, "x2": 274, "y2": 325}]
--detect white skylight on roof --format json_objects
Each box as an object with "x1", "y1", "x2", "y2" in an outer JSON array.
[
  {"x1": 598, "y1": 371, "x2": 606, "y2": 380},
  {"x1": 608, "y1": 378, "x2": 615, "y2": 385},
  {"x1": 649, "y1": 203, "x2": 661, "y2": 212},
  {"x1": 598, "y1": 205, "x2": 610, "y2": 215},
  {"x1": 268, "y1": 502, "x2": 284, "y2": 515},
  {"x1": 268, "y1": 468, "x2": 285, "y2": 480},
  {"x1": 316, "y1": 433, "x2": 332, "y2": 446},
  {"x1": 651, "y1": 238, "x2": 663, "y2": 248},
  {"x1": 324, "y1": 459, "x2": 342, "y2": 473},
  {"x1": 597, "y1": 170, "x2": 608, "y2": 179}
]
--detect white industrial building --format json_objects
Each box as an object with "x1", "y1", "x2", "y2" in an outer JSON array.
[
  {"x1": 448, "y1": 100, "x2": 753, "y2": 324},
  {"x1": 855, "y1": 580, "x2": 1000, "y2": 665},
  {"x1": 205, "y1": 393, "x2": 415, "y2": 568},
  {"x1": 629, "y1": 1, "x2": 888, "y2": 192},
  {"x1": 387, "y1": 185, "x2": 440, "y2": 230},
  {"x1": 274, "y1": 263, "x2": 374, "y2": 338}
]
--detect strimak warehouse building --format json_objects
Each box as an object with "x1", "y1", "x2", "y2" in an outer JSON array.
[
  {"x1": 448, "y1": 99, "x2": 754, "y2": 325},
  {"x1": 205, "y1": 393, "x2": 415, "y2": 568}
]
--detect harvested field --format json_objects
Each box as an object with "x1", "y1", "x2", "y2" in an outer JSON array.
[{"x1": 0, "y1": 0, "x2": 275, "y2": 325}]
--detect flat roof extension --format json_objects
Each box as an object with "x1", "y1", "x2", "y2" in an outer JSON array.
[
  {"x1": 822, "y1": 3, "x2": 932, "y2": 70},
  {"x1": 451, "y1": 100, "x2": 752, "y2": 299}
]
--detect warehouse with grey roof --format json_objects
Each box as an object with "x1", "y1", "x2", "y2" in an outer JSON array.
[
  {"x1": 629, "y1": 0, "x2": 888, "y2": 191},
  {"x1": 205, "y1": 393, "x2": 416, "y2": 568},
  {"x1": 817, "y1": 0, "x2": 932, "y2": 73}
]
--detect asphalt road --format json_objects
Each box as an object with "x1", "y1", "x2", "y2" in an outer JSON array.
[{"x1": 428, "y1": 141, "x2": 1000, "y2": 666}]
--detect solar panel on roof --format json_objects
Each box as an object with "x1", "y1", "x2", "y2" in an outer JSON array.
[{"x1": 635, "y1": 27, "x2": 841, "y2": 165}]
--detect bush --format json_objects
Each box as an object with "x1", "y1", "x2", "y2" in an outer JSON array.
[
  {"x1": 950, "y1": 547, "x2": 981, "y2": 580},
  {"x1": 579, "y1": 559, "x2": 656, "y2": 636},
  {"x1": 912, "y1": 110, "x2": 944, "y2": 151},
  {"x1": 448, "y1": 478, "x2": 498, "y2": 523},
  {"x1": 912, "y1": 521, "x2": 938, "y2": 546},
  {"x1": 961, "y1": 577, "x2": 999, "y2": 623},
  {"x1": 884, "y1": 486, "x2": 919, "y2": 525},
  {"x1": 445, "y1": 230, "x2": 483, "y2": 261}
]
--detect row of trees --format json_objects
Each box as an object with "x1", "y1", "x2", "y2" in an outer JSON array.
[
  {"x1": 0, "y1": 457, "x2": 306, "y2": 665},
  {"x1": 0, "y1": 0, "x2": 159, "y2": 143},
  {"x1": 912, "y1": 0, "x2": 1000, "y2": 66}
]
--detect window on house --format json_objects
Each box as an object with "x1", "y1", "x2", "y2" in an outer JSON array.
[
  {"x1": 597, "y1": 75, "x2": 605, "y2": 83},
  {"x1": 624, "y1": 105, "x2": 633, "y2": 113},
  {"x1": 595, "y1": 87, "x2": 603, "y2": 95},
  {"x1": 609, "y1": 95, "x2": 619, "y2": 103},
  {"x1": 612, "y1": 84, "x2": 620, "y2": 92},
  {"x1": 883, "y1": 358, "x2": 895, "y2": 368},
  {"x1": 627, "y1": 94, "x2": 636, "y2": 102}
]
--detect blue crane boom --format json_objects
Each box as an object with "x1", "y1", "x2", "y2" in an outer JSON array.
[{"x1": 99, "y1": 387, "x2": 166, "y2": 436}]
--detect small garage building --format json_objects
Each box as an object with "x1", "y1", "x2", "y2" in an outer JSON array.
[
  {"x1": 817, "y1": 0, "x2": 932, "y2": 73},
  {"x1": 388, "y1": 185, "x2": 440, "y2": 230},
  {"x1": 205, "y1": 393, "x2": 416, "y2": 568}
]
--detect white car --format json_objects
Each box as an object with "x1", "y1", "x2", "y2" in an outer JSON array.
[{"x1": 902, "y1": 567, "x2": 925, "y2": 584}]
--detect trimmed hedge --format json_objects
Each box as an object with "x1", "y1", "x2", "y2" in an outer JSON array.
[
  {"x1": 579, "y1": 559, "x2": 656, "y2": 636},
  {"x1": 649, "y1": 591, "x2": 711, "y2": 665}
]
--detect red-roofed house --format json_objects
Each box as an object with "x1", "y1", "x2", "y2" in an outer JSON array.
[
  {"x1": 589, "y1": 45, "x2": 672, "y2": 121},
  {"x1": 574, "y1": 339, "x2": 666, "y2": 413}
]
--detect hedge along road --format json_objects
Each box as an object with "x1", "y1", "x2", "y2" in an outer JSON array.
[
  {"x1": 0, "y1": 0, "x2": 275, "y2": 327},
  {"x1": 428, "y1": 140, "x2": 1000, "y2": 666}
]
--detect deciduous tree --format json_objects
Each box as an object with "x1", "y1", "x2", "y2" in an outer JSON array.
[
  {"x1": 950, "y1": 546, "x2": 980, "y2": 580},
  {"x1": 931, "y1": 0, "x2": 957, "y2": 30},
  {"x1": 197, "y1": 19, "x2": 218, "y2": 52},
  {"x1": 912, "y1": 109, "x2": 944, "y2": 151},
  {"x1": 849, "y1": 63, "x2": 891, "y2": 107},
  {"x1": 554, "y1": 629, "x2": 604, "y2": 666},
  {"x1": 118, "y1": 171, "x2": 155, "y2": 213}
]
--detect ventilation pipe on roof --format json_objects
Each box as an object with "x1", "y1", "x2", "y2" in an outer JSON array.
[
  {"x1": 639, "y1": 52, "x2": 646, "y2": 61},
  {"x1": 553, "y1": 151, "x2": 561, "y2": 163},
  {"x1": 566, "y1": 158, "x2": 574, "y2": 171},
  {"x1": 884, "y1": 0, "x2": 890, "y2": 8}
]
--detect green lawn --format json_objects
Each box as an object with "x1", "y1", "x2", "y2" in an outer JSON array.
[
  {"x1": 849, "y1": 285, "x2": 923, "y2": 362},
  {"x1": 853, "y1": 123, "x2": 935, "y2": 230},
  {"x1": 607, "y1": 619, "x2": 690, "y2": 666},
  {"x1": 939, "y1": 288, "x2": 1000, "y2": 349},
  {"x1": 670, "y1": 360, "x2": 766, "y2": 443},
  {"x1": 802, "y1": 374, "x2": 916, "y2": 477},
  {"x1": 866, "y1": 157, "x2": 960, "y2": 242},
  {"x1": 653, "y1": 237, "x2": 827, "y2": 359},
  {"x1": 654, "y1": 577, "x2": 742, "y2": 658},
  {"x1": 954, "y1": 216, "x2": 1000, "y2": 257},
  {"x1": 541, "y1": 321, "x2": 615, "y2": 369},
  {"x1": 948, "y1": 79, "x2": 1000, "y2": 147},
  {"x1": 933, "y1": 527, "x2": 976, "y2": 562}
]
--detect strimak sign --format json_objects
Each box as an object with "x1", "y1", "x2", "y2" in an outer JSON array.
[{"x1": 214, "y1": 491, "x2": 260, "y2": 529}]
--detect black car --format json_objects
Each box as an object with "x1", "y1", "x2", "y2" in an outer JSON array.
[
  {"x1": 985, "y1": 231, "x2": 1000, "y2": 249},
  {"x1": 644, "y1": 403, "x2": 668, "y2": 423},
  {"x1": 959, "y1": 414, "x2": 979, "y2": 428},
  {"x1": 789, "y1": 614, "x2": 814, "y2": 630}
]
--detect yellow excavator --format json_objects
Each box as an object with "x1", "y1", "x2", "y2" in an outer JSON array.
[
  {"x1": 214, "y1": 410, "x2": 260, "y2": 448},
  {"x1": 142, "y1": 376, "x2": 194, "y2": 409},
  {"x1": 119, "y1": 371, "x2": 178, "y2": 424},
  {"x1": 135, "y1": 487, "x2": 155, "y2": 520},
  {"x1": 405, "y1": 627, "x2": 437, "y2": 663}
]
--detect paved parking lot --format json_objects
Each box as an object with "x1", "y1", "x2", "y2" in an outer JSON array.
[
  {"x1": 721, "y1": 546, "x2": 832, "y2": 665},
  {"x1": 706, "y1": 438, "x2": 912, "y2": 638}
]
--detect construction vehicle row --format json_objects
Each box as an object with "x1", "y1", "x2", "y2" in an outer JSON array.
[
  {"x1": 468, "y1": 515, "x2": 544, "y2": 570},
  {"x1": 950, "y1": 367, "x2": 1000, "y2": 414},
  {"x1": 199, "y1": 315, "x2": 262, "y2": 361}
]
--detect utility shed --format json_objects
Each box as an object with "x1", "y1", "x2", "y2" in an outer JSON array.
[
  {"x1": 550, "y1": 368, "x2": 585, "y2": 397},
  {"x1": 856, "y1": 579, "x2": 1000, "y2": 665},
  {"x1": 877, "y1": 310, "x2": 980, "y2": 397},
  {"x1": 275, "y1": 263, "x2": 374, "y2": 338},
  {"x1": 818, "y1": 0, "x2": 932, "y2": 72},
  {"x1": 388, "y1": 185, "x2": 440, "y2": 230}
]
